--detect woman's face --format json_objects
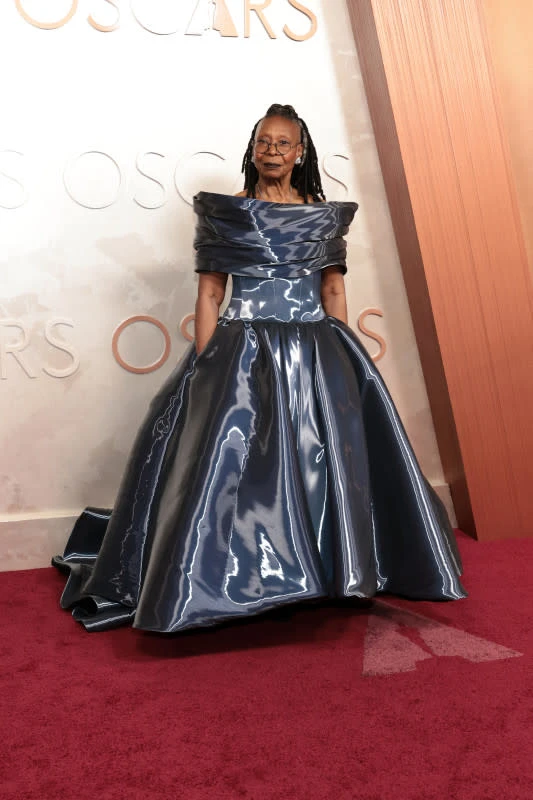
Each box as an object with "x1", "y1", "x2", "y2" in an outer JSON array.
[{"x1": 253, "y1": 116, "x2": 303, "y2": 182}]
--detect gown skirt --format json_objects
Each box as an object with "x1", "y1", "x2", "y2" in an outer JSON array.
[{"x1": 53, "y1": 193, "x2": 466, "y2": 632}]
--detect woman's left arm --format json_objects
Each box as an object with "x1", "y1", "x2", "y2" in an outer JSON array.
[{"x1": 321, "y1": 266, "x2": 348, "y2": 324}]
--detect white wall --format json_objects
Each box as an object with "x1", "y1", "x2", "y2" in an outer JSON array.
[{"x1": 0, "y1": 0, "x2": 451, "y2": 570}]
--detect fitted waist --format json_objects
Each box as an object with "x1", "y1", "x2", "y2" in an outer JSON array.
[{"x1": 223, "y1": 273, "x2": 325, "y2": 322}]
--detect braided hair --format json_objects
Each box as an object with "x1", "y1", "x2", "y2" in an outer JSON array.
[{"x1": 241, "y1": 103, "x2": 325, "y2": 203}]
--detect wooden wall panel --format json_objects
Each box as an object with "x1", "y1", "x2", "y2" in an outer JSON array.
[
  {"x1": 347, "y1": 0, "x2": 533, "y2": 540},
  {"x1": 482, "y1": 0, "x2": 533, "y2": 276}
]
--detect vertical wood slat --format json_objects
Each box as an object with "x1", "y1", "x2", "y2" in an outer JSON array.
[
  {"x1": 347, "y1": 0, "x2": 533, "y2": 539},
  {"x1": 481, "y1": 0, "x2": 533, "y2": 276}
]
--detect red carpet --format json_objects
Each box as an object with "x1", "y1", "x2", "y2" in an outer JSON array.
[{"x1": 1, "y1": 533, "x2": 531, "y2": 800}]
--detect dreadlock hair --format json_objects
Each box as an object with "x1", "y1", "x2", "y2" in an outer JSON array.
[{"x1": 241, "y1": 103, "x2": 325, "y2": 203}]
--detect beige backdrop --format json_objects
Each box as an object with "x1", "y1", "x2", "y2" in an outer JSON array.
[{"x1": 0, "y1": 0, "x2": 452, "y2": 570}]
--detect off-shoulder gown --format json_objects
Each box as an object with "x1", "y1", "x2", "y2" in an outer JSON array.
[{"x1": 52, "y1": 192, "x2": 466, "y2": 632}]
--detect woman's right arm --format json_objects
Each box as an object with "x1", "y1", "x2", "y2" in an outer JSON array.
[
  {"x1": 194, "y1": 272, "x2": 228, "y2": 355},
  {"x1": 320, "y1": 266, "x2": 348, "y2": 324}
]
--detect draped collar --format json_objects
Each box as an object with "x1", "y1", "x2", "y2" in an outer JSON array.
[{"x1": 193, "y1": 192, "x2": 358, "y2": 278}]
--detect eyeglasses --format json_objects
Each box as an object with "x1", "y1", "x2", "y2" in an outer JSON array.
[{"x1": 254, "y1": 138, "x2": 301, "y2": 156}]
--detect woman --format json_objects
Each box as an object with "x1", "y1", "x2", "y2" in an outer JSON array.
[{"x1": 53, "y1": 104, "x2": 466, "y2": 633}]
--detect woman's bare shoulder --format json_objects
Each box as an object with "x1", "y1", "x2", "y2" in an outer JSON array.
[{"x1": 234, "y1": 190, "x2": 247, "y2": 197}]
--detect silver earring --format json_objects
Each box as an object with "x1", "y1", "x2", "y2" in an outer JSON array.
[{"x1": 295, "y1": 157, "x2": 302, "y2": 165}]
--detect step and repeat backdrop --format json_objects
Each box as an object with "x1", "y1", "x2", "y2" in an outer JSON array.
[{"x1": 0, "y1": 0, "x2": 451, "y2": 569}]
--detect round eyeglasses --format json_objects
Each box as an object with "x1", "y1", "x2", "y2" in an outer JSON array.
[{"x1": 254, "y1": 138, "x2": 301, "y2": 156}]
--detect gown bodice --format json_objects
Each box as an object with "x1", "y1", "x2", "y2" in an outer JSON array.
[
  {"x1": 194, "y1": 192, "x2": 358, "y2": 322},
  {"x1": 223, "y1": 273, "x2": 325, "y2": 322}
]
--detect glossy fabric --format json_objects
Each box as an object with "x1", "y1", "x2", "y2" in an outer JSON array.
[
  {"x1": 224, "y1": 273, "x2": 325, "y2": 322},
  {"x1": 53, "y1": 192, "x2": 466, "y2": 633},
  {"x1": 193, "y1": 191, "x2": 356, "y2": 278}
]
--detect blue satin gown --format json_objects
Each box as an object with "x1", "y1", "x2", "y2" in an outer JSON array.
[{"x1": 52, "y1": 192, "x2": 466, "y2": 632}]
